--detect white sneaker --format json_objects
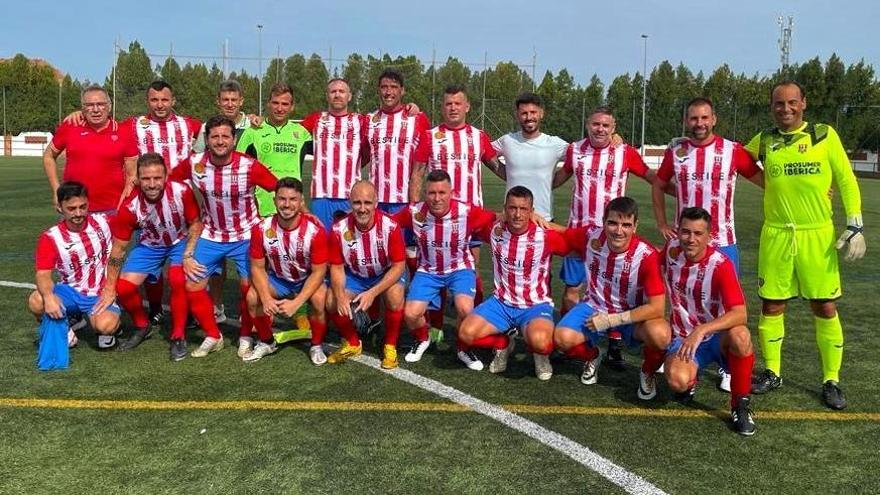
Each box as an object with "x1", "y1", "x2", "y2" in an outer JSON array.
[
  {"x1": 580, "y1": 353, "x2": 602, "y2": 385},
  {"x1": 67, "y1": 329, "x2": 79, "y2": 348},
  {"x1": 242, "y1": 341, "x2": 277, "y2": 362},
  {"x1": 237, "y1": 336, "x2": 253, "y2": 358},
  {"x1": 533, "y1": 353, "x2": 553, "y2": 381},
  {"x1": 404, "y1": 340, "x2": 431, "y2": 363},
  {"x1": 638, "y1": 370, "x2": 657, "y2": 400},
  {"x1": 309, "y1": 345, "x2": 327, "y2": 366},
  {"x1": 457, "y1": 350, "x2": 484, "y2": 371},
  {"x1": 191, "y1": 336, "x2": 224, "y2": 358},
  {"x1": 214, "y1": 304, "x2": 227, "y2": 324},
  {"x1": 718, "y1": 367, "x2": 732, "y2": 393},
  {"x1": 489, "y1": 338, "x2": 516, "y2": 374}
]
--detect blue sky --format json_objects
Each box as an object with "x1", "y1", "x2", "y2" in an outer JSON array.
[{"x1": 3, "y1": 0, "x2": 878, "y2": 85}]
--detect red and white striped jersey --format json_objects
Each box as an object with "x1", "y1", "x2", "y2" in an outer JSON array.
[
  {"x1": 662, "y1": 239, "x2": 745, "y2": 338},
  {"x1": 393, "y1": 200, "x2": 496, "y2": 275},
  {"x1": 170, "y1": 152, "x2": 278, "y2": 243},
  {"x1": 112, "y1": 181, "x2": 199, "y2": 247},
  {"x1": 413, "y1": 124, "x2": 497, "y2": 206},
  {"x1": 249, "y1": 214, "x2": 328, "y2": 283},
  {"x1": 565, "y1": 227, "x2": 664, "y2": 313},
  {"x1": 35, "y1": 215, "x2": 113, "y2": 297},
  {"x1": 564, "y1": 141, "x2": 648, "y2": 228},
  {"x1": 479, "y1": 221, "x2": 570, "y2": 308},
  {"x1": 328, "y1": 210, "x2": 406, "y2": 278},
  {"x1": 301, "y1": 112, "x2": 368, "y2": 199},
  {"x1": 366, "y1": 108, "x2": 430, "y2": 203},
  {"x1": 129, "y1": 114, "x2": 201, "y2": 171},
  {"x1": 657, "y1": 136, "x2": 760, "y2": 247}
]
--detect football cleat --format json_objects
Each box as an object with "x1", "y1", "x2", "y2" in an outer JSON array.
[
  {"x1": 533, "y1": 353, "x2": 553, "y2": 381},
  {"x1": 731, "y1": 396, "x2": 756, "y2": 436},
  {"x1": 214, "y1": 304, "x2": 227, "y2": 324},
  {"x1": 751, "y1": 369, "x2": 782, "y2": 394},
  {"x1": 327, "y1": 342, "x2": 362, "y2": 364},
  {"x1": 381, "y1": 344, "x2": 399, "y2": 369},
  {"x1": 457, "y1": 350, "x2": 484, "y2": 371},
  {"x1": 191, "y1": 336, "x2": 224, "y2": 358},
  {"x1": 117, "y1": 326, "x2": 153, "y2": 351},
  {"x1": 169, "y1": 339, "x2": 188, "y2": 362},
  {"x1": 822, "y1": 380, "x2": 847, "y2": 410},
  {"x1": 237, "y1": 336, "x2": 254, "y2": 358},
  {"x1": 580, "y1": 352, "x2": 602, "y2": 385},
  {"x1": 637, "y1": 370, "x2": 657, "y2": 400},
  {"x1": 404, "y1": 340, "x2": 431, "y2": 363},
  {"x1": 309, "y1": 345, "x2": 327, "y2": 366},
  {"x1": 489, "y1": 338, "x2": 516, "y2": 374},
  {"x1": 242, "y1": 341, "x2": 277, "y2": 363},
  {"x1": 605, "y1": 338, "x2": 625, "y2": 371}
]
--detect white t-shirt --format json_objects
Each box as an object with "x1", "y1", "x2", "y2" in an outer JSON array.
[{"x1": 492, "y1": 131, "x2": 568, "y2": 219}]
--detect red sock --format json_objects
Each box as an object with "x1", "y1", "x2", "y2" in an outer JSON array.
[
  {"x1": 329, "y1": 313, "x2": 361, "y2": 346},
  {"x1": 471, "y1": 334, "x2": 508, "y2": 350},
  {"x1": 384, "y1": 308, "x2": 404, "y2": 346},
  {"x1": 168, "y1": 266, "x2": 188, "y2": 340},
  {"x1": 310, "y1": 317, "x2": 327, "y2": 345},
  {"x1": 254, "y1": 315, "x2": 273, "y2": 343},
  {"x1": 238, "y1": 283, "x2": 253, "y2": 338},
  {"x1": 641, "y1": 346, "x2": 666, "y2": 374},
  {"x1": 412, "y1": 324, "x2": 429, "y2": 342},
  {"x1": 117, "y1": 279, "x2": 149, "y2": 328},
  {"x1": 406, "y1": 256, "x2": 418, "y2": 279},
  {"x1": 608, "y1": 330, "x2": 622, "y2": 340},
  {"x1": 727, "y1": 351, "x2": 755, "y2": 407},
  {"x1": 186, "y1": 289, "x2": 220, "y2": 338},
  {"x1": 368, "y1": 304, "x2": 380, "y2": 321},
  {"x1": 428, "y1": 289, "x2": 447, "y2": 329},
  {"x1": 475, "y1": 275, "x2": 485, "y2": 305},
  {"x1": 144, "y1": 274, "x2": 164, "y2": 314},
  {"x1": 564, "y1": 342, "x2": 599, "y2": 361}
]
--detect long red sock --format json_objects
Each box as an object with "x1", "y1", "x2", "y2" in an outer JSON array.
[
  {"x1": 186, "y1": 289, "x2": 220, "y2": 338},
  {"x1": 168, "y1": 266, "x2": 188, "y2": 340},
  {"x1": 471, "y1": 334, "x2": 508, "y2": 350},
  {"x1": 254, "y1": 315, "x2": 274, "y2": 343},
  {"x1": 117, "y1": 279, "x2": 149, "y2": 328},
  {"x1": 144, "y1": 274, "x2": 164, "y2": 314},
  {"x1": 310, "y1": 317, "x2": 327, "y2": 346},
  {"x1": 368, "y1": 304, "x2": 380, "y2": 321},
  {"x1": 474, "y1": 275, "x2": 485, "y2": 305},
  {"x1": 238, "y1": 283, "x2": 253, "y2": 338},
  {"x1": 642, "y1": 346, "x2": 666, "y2": 374},
  {"x1": 727, "y1": 351, "x2": 755, "y2": 407},
  {"x1": 428, "y1": 289, "x2": 447, "y2": 329},
  {"x1": 564, "y1": 342, "x2": 599, "y2": 361},
  {"x1": 384, "y1": 308, "x2": 404, "y2": 346},
  {"x1": 412, "y1": 324, "x2": 429, "y2": 342},
  {"x1": 329, "y1": 313, "x2": 361, "y2": 346}
]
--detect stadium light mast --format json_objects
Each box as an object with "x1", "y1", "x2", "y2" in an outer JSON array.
[
  {"x1": 257, "y1": 24, "x2": 264, "y2": 115},
  {"x1": 778, "y1": 15, "x2": 793, "y2": 71},
  {"x1": 640, "y1": 34, "x2": 648, "y2": 154}
]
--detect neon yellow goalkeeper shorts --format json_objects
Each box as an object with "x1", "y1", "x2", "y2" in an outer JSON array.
[{"x1": 757, "y1": 223, "x2": 841, "y2": 301}]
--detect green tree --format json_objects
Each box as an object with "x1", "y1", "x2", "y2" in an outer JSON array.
[{"x1": 108, "y1": 41, "x2": 155, "y2": 119}]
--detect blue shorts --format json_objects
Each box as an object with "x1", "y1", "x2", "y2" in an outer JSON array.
[
  {"x1": 192, "y1": 238, "x2": 251, "y2": 281},
  {"x1": 312, "y1": 197, "x2": 351, "y2": 232},
  {"x1": 556, "y1": 302, "x2": 639, "y2": 348},
  {"x1": 717, "y1": 244, "x2": 740, "y2": 275},
  {"x1": 344, "y1": 270, "x2": 406, "y2": 294},
  {"x1": 667, "y1": 333, "x2": 726, "y2": 371},
  {"x1": 379, "y1": 202, "x2": 414, "y2": 246},
  {"x1": 268, "y1": 272, "x2": 306, "y2": 298},
  {"x1": 407, "y1": 270, "x2": 477, "y2": 310},
  {"x1": 560, "y1": 255, "x2": 586, "y2": 287},
  {"x1": 121, "y1": 242, "x2": 185, "y2": 282},
  {"x1": 53, "y1": 283, "x2": 120, "y2": 316},
  {"x1": 472, "y1": 295, "x2": 554, "y2": 334}
]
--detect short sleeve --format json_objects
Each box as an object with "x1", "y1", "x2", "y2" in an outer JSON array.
[
  {"x1": 546, "y1": 230, "x2": 571, "y2": 256},
  {"x1": 310, "y1": 225, "x2": 329, "y2": 265},
  {"x1": 300, "y1": 112, "x2": 320, "y2": 134},
  {"x1": 468, "y1": 205, "x2": 497, "y2": 233},
  {"x1": 181, "y1": 186, "x2": 200, "y2": 223},
  {"x1": 638, "y1": 251, "x2": 665, "y2": 297},
  {"x1": 328, "y1": 231, "x2": 345, "y2": 265},
  {"x1": 391, "y1": 206, "x2": 413, "y2": 228},
  {"x1": 110, "y1": 205, "x2": 138, "y2": 241},
  {"x1": 35, "y1": 233, "x2": 58, "y2": 271},
  {"x1": 251, "y1": 160, "x2": 278, "y2": 191},
  {"x1": 480, "y1": 131, "x2": 498, "y2": 161},
  {"x1": 249, "y1": 226, "x2": 265, "y2": 259},
  {"x1": 562, "y1": 227, "x2": 589, "y2": 258},
  {"x1": 624, "y1": 146, "x2": 649, "y2": 177},
  {"x1": 656, "y1": 149, "x2": 675, "y2": 182},
  {"x1": 562, "y1": 143, "x2": 575, "y2": 173},
  {"x1": 413, "y1": 129, "x2": 431, "y2": 163},
  {"x1": 50, "y1": 122, "x2": 69, "y2": 152},
  {"x1": 716, "y1": 259, "x2": 745, "y2": 310},
  {"x1": 388, "y1": 226, "x2": 405, "y2": 262},
  {"x1": 732, "y1": 144, "x2": 761, "y2": 178}
]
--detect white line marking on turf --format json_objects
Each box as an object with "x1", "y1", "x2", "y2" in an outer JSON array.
[
  {"x1": 353, "y1": 353, "x2": 667, "y2": 495},
  {"x1": 1, "y1": 278, "x2": 664, "y2": 494}
]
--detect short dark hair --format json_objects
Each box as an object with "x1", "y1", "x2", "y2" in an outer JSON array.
[
  {"x1": 444, "y1": 84, "x2": 467, "y2": 98},
  {"x1": 515, "y1": 92, "x2": 544, "y2": 109},
  {"x1": 686, "y1": 97, "x2": 714, "y2": 113},
  {"x1": 425, "y1": 169, "x2": 451, "y2": 184},
  {"x1": 771, "y1": 80, "x2": 806, "y2": 100},
  {"x1": 505, "y1": 185, "x2": 533, "y2": 206},
  {"x1": 589, "y1": 106, "x2": 615, "y2": 119},
  {"x1": 57, "y1": 181, "x2": 88, "y2": 204},
  {"x1": 679, "y1": 206, "x2": 712, "y2": 227},
  {"x1": 218, "y1": 80, "x2": 243, "y2": 97},
  {"x1": 604, "y1": 197, "x2": 638, "y2": 222},
  {"x1": 269, "y1": 82, "x2": 293, "y2": 100},
  {"x1": 327, "y1": 77, "x2": 350, "y2": 88},
  {"x1": 137, "y1": 152, "x2": 166, "y2": 172},
  {"x1": 147, "y1": 80, "x2": 173, "y2": 95},
  {"x1": 276, "y1": 177, "x2": 304, "y2": 194},
  {"x1": 204, "y1": 115, "x2": 236, "y2": 136},
  {"x1": 378, "y1": 68, "x2": 405, "y2": 87}
]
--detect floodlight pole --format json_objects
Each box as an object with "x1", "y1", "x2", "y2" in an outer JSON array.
[
  {"x1": 640, "y1": 34, "x2": 648, "y2": 154},
  {"x1": 257, "y1": 24, "x2": 264, "y2": 115}
]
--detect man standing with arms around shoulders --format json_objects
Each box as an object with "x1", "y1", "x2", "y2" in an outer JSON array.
[{"x1": 745, "y1": 81, "x2": 866, "y2": 410}]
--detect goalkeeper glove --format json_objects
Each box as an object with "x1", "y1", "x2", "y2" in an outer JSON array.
[{"x1": 835, "y1": 215, "x2": 866, "y2": 261}]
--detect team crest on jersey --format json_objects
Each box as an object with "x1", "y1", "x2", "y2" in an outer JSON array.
[
  {"x1": 714, "y1": 155, "x2": 723, "y2": 165},
  {"x1": 292, "y1": 130, "x2": 301, "y2": 139},
  {"x1": 343, "y1": 229, "x2": 355, "y2": 242},
  {"x1": 415, "y1": 211, "x2": 427, "y2": 223},
  {"x1": 798, "y1": 143, "x2": 808, "y2": 153},
  {"x1": 493, "y1": 225, "x2": 504, "y2": 238},
  {"x1": 320, "y1": 113, "x2": 329, "y2": 122},
  {"x1": 266, "y1": 228, "x2": 277, "y2": 239},
  {"x1": 194, "y1": 162, "x2": 206, "y2": 175},
  {"x1": 372, "y1": 113, "x2": 381, "y2": 123},
  {"x1": 675, "y1": 146, "x2": 689, "y2": 160},
  {"x1": 590, "y1": 238, "x2": 602, "y2": 251},
  {"x1": 139, "y1": 117, "x2": 151, "y2": 126},
  {"x1": 434, "y1": 131, "x2": 445, "y2": 140},
  {"x1": 261, "y1": 142, "x2": 272, "y2": 154},
  {"x1": 111, "y1": 134, "x2": 118, "y2": 142},
  {"x1": 669, "y1": 246, "x2": 681, "y2": 259}
]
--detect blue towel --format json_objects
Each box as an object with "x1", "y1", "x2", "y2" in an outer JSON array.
[{"x1": 36, "y1": 316, "x2": 69, "y2": 371}]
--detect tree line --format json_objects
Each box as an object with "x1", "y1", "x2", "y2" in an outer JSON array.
[{"x1": 2, "y1": 41, "x2": 879, "y2": 150}]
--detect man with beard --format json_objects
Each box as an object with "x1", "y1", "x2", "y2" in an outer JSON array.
[{"x1": 193, "y1": 80, "x2": 253, "y2": 152}]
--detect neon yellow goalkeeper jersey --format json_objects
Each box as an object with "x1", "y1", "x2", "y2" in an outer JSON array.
[{"x1": 745, "y1": 122, "x2": 862, "y2": 228}]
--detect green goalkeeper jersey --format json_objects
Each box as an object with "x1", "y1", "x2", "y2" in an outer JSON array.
[
  {"x1": 745, "y1": 122, "x2": 861, "y2": 228},
  {"x1": 237, "y1": 120, "x2": 312, "y2": 215}
]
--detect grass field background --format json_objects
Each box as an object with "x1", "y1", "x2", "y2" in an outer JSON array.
[{"x1": 1, "y1": 156, "x2": 878, "y2": 494}]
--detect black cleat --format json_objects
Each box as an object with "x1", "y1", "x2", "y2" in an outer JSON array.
[
  {"x1": 822, "y1": 380, "x2": 847, "y2": 410},
  {"x1": 185, "y1": 315, "x2": 199, "y2": 330},
  {"x1": 169, "y1": 339, "x2": 188, "y2": 362},
  {"x1": 751, "y1": 369, "x2": 782, "y2": 394},
  {"x1": 118, "y1": 326, "x2": 153, "y2": 351},
  {"x1": 149, "y1": 310, "x2": 165, "y2": 327},
  {"x1": 605, "y1": 338, "x2": 625, "y2": 371},
  {"x1": 731, "y1": 396, "x2": 756, "y2": 436}
]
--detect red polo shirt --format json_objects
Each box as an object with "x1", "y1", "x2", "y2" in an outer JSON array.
[{"x1": 51, "y1": 120, "x2": 138, "y2": 211}]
